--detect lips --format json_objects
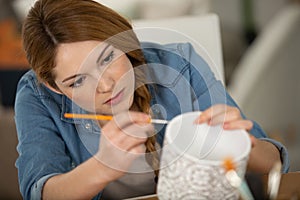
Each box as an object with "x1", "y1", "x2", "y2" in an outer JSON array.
[{"x1": 103, "y1": 89, "x2": 124, "y2": 106}]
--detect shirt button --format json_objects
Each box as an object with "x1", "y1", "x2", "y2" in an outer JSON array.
[
  {"x1": 71, "y1": 162, "x2": 76, "y2": 168},
  {"x1": 85, "y1": 123, "x2": 91, "y2": 130},
  {"x1": 151, "y1": 104, "x2": 161, "y2": 114}
]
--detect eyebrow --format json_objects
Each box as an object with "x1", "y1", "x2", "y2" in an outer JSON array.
[
  {"x1": 61, "y1": 44, "x2": 112, "y2": 83},
  {"x1": 62, "y1": 74, "x2": 84, "y2": 83},
  {"x1": 96, "y1": 44, "x2": 111, "y2": 64}
]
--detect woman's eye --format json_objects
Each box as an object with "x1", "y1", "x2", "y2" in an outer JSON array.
[
  {"x1": 70, "y1": 76, "x2": 86, "y2": 88},
  {"x1": 101, "y1": 51, "x2": 114, "y2": 65}
]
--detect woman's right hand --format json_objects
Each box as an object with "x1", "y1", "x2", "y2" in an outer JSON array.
[{"x1": 94, "y1": 111, "x2": 153, "y2": 181}]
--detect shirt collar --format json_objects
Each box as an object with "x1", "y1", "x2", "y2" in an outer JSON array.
[{"x1": 60, "y1": 95, "x2": 90, "y2": 124}]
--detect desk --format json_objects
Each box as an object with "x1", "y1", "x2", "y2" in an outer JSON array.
[
  {"x1": 127, "y1": 172, "x2": 300, "y2": 200},
  {"x1": 263, "y1": 172, "x2": 300, "y2": 200}
]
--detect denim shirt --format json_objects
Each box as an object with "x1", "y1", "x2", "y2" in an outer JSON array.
[{"x1": 14, "y1": 42, "x2": 289, "y2": 200}]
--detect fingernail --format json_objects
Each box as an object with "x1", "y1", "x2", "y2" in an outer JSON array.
[
  {"x1": 146, "y1": 115, "x2": 151, "y2": 123},
  {"x1": 194, "y1": 118, "x2": 201, "y2": 124},
  {"x1": 194, "y1": 115, "x2": 205, "y2": 124},
  {"x1": 223, "y1": 123, "x2": 229, "y2": 129}
]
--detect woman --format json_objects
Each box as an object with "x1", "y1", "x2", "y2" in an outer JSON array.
[{"x1": 15, "y1": 0, "x2": 289, "y2": 199}]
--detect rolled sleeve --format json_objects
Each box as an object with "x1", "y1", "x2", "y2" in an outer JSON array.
[
  {"x1": 259, "y1": 138, "x2": 290, "y2": 173},
  {"x1": 15, "y1": 74, "x2": 73, "y2": 199},
  {"x1": 31, "y1": 173, "x2": 61, "y2": 200},
  {"x1": 182, "y1": 42, "x2": 290, "y2": 173}
]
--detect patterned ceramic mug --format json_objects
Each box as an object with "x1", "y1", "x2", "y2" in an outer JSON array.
[{"x1": 157, "y1": 111, "x2": 251, "y2": 200}]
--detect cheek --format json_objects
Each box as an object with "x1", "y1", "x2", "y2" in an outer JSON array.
[
  {"x1": 112, "y1": 57, "x2": 135, "y2": 83},
  {"x1": 117, "y1": 54, "x2": 133, "y2": 71},
  {"x1": 64, "y1": 86, "x2": 98, "y2": 111}
]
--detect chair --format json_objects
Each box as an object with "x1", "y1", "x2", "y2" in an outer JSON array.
[
  {"x1": 228, "y1": 5, "x2": 300, "y2": 171},
  {"x1": 0, "y1": 108, "x2": 22, "y2": 199},
  {"x1": 132, "y1": 14, "x2": 225, "y2": 84}
]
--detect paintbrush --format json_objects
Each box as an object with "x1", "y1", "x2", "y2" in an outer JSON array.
[
  {"x1": 64, "y1": 113, "x2": 169, "y2": 124},
  {"x1": 223, "y1": 157, "x2": 255, "y2": 200}
]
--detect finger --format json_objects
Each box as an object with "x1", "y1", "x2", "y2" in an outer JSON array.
[
  {"x1": 103, "y1": 122, "x2": 153, "y2": 151},
  {"x1": 223, "y1": 120, "x2": 253, "y2": 131},
  {"x1": 113, "y1": 111, "x2": 150, "y2": 129},
  {"x1": 119, "y1": 125, "x2": 153, "y2": 150},
  {"x1": 112, "y1": 135, "x2": 147, "y2": 153},
  {"x1": 102, "y1": 111, "x2": 150, "y2": 137},
  {"x1": 122, "y1": 123, "x2": 155, "y2": 139},
  {"x1": 129, "y1": 144, "x2": 147, "y2": 154},
  {"x1": 101, "y1": 131, "x2": 146, "y2": 154},
  {"x1": 209, "y1": 108, "x2": 242, "y2": 126},
  {"x1": 248, "y1": 134, "x2": 257, "y2": 148},
  {"x1": 195, "y1": 104, "x2": 230, "y2": 124}
]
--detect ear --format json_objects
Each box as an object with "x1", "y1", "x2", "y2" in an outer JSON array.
[{"x1": 43, "y1": 82, "x2": 63, "y2": 95}]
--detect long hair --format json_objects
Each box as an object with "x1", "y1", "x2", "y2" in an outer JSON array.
[{"x1": 22, "y1": 0, "x2": 159, "y2": 177}]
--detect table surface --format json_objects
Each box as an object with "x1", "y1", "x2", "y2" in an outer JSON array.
[
  {"x1": 126, "y1": 172, "x2": 300, "y2": 200},
  {"x1": 263, "y1": 172, "x2": 300, "y2": 200}
]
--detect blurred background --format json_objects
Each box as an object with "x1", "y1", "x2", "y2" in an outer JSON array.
[{"x1": 0, "y1": 0, "x2": 299, "y2": 199}]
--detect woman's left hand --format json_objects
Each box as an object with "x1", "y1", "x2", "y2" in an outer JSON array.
[
  {"x1": 195, "y1": 104, "x2": 282, "y2": 173},
  {"x1": 195, "y1": 104, "x2": 253, "y2": 130},
  {"x1": 195, "y1": 104, "x2": 257, "y2": 146}
]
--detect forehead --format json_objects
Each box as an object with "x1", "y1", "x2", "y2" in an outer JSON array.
[{"x1": 54, "y1": 41, "x2": 106, "y2": 80}]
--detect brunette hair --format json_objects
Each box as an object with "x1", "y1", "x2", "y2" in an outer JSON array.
[{"x1": 22, "y1": 0, "x2": 159, "y2": 177}]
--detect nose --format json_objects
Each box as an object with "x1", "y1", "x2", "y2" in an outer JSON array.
[{"x1": 96, "y1": 76, "x2": 115, "y2": 93}]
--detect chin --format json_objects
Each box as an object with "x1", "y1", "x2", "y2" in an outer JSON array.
[
  {"x1": 93, "y1": 94, "x2": 134, "y2": 115},
  {"x1": 93, "y1": 103, "x2": 131, "y2": 116},
  {"x1": 110, "y1": 102, "x2": 131, "y2": 115}
]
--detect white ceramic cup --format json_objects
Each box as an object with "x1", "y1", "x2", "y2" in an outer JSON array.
[{"x1": 157, "y1": 111, "x2": 251, "y2": 200}]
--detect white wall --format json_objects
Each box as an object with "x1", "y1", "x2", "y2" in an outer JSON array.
[{"x1": 210, "y1": 0, "x2": 287, "y2": 31}]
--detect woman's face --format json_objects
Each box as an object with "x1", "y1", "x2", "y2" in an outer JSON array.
[{"x1": 53, "y1": 40, "x2": 135, "y2": 115}]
